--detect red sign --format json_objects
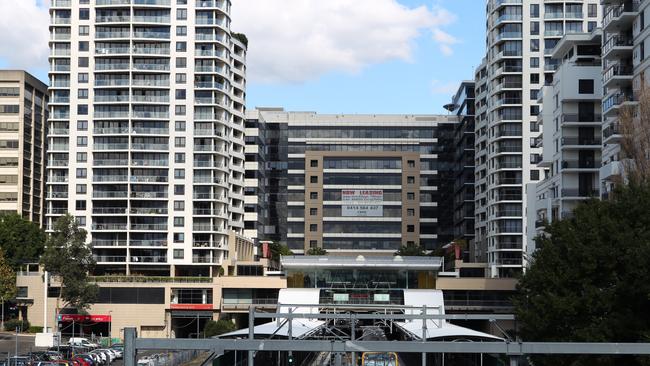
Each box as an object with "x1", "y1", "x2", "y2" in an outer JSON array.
[
  {"x1": 58, "y1": 314, "x2": 112, "y2": 323},
  {"x1": 170, "y1": 304, "x2": 213, "y2": 310}
]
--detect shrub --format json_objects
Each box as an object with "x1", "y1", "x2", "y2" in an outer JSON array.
[
  {"x1": 203, "y1": 319, "x2": 236, "y2": 338},
  {"x1": 27, "y1": 326, "x2": 43, "y2": 333},
  {"x1": 4, "y1": 318, "x2": 29, "y2": 332}
]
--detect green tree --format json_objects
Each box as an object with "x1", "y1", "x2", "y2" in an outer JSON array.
[
  {"x1": 0, "y1": 214, "x2": 46, "y2": 270},
  {"x1": 0, "y1": 248, "x2": 17, "y2": 302},
  {"x1": 41, "y1": 214, "x2": 98, "y2": 311},
  {"x1": 394, "y1": 244, "x2": 426, "y2": 256},
  {"x1": 306, "y1": 247, "x2": 327, "y2": 255},
  {"x1": 203, "y1": 319, "x2": 236, "y2": 338},
  {"x1": 269, "y1": 242, "x2": 293, "y2": 260},
  {"x1": 513, "y1": 183, "x2": 650, "y2": 366}
]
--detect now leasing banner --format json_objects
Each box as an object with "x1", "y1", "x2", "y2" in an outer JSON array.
[{"x1": 341, "y1": 189, "x2": 383, "y2": 217}]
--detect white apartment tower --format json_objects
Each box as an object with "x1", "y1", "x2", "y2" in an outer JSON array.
[
  {"x1": 529, "y1": 31, "x2": 603, "y2": 250},
  {"x1": 47, "y1": 0, "x2": 246, "y2": 277},
  {"x1": 475, "y1": 0, "x2": 600, "y2": 277}
]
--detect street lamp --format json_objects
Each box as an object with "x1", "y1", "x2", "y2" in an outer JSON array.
[{"x1": 108, "y1": 311, "x2": 112, "y2": 346}]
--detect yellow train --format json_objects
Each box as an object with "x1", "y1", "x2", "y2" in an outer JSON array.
[{"x1": 360, "y1": 352, "x2": 398, "y2": 366}]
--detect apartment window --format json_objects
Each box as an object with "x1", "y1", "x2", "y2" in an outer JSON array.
[
  {"x1": 176, "y1": 42, "x2": 186, "y2": 52},
  {"x1": 77, "y1": 120, "x2": 88, "y2": 131},
  {"x1": 174, "y1": 169, "x2": 185, "y2": 179},
  {"x1": 75, "y1": 200, "x2": 86, "y2": 211},
  {"x1": 176, "y1": 9, "x2": 187, "y2": 20},
  {"x1": 79, "y1": 8, "x2": 89, "y2": 19},
  {"x1": 176, "y1": 57, "x2": 186, "y2": 68},
  {"x1": 642, "y1": 9, "x2": 646, "y2": 30},
  {"x1": 309, "y1": 240, "x2": 318, "y2": 248},
  {"x1": 530, "y1": 57, "x2": 539, "y2": 68},
  {"x1": 77, "y1": 136, "x2": 87, "y2": 146},
  {"x1": 76, "y1": 217, "x2": 86, "y2": 226},
  {"x1": 173, "y1": 233, "x2": 184, "y2": 243},
  {"x1": 407, "y1": 209, "x2": 415, "y2": 216},
  {"x1": 407, "y1": 225, "x2": 415, "y2": 233},
  {"x1": 175, "y1": 121, "x2": 186, "y2": 131},
  {"x1": 310, "y1": 176, "x2": 318, "y2": 183},
  {"x1": 309, "y1": 208, "x2": 317, "y2": 216},
  {"x1": 174, "y1": 185, "x2": 184, "y2": 195},
  {"x1": 530, "y1": 170, "x2": 540, "y2": 181},
  {"x1": 175, "y1": 137, "x2": 185, "y2": 147},
  {"x1": 310, "y1": 192, "x2": 318, "y2": 200},
  {"x1": 76, "y1": 152, "x2": 87, "y2": 162},
  {"x1": 78, "y1": 89, "x2": 88, "y2": 99},
  {"x1": 530, "y1": 21, "x2": 539, "y2": 35},
  {"x1": 588, "y1": 4, "x2": 597, "y2": 17},
  {"x1": 173, "y1": 249, "x2": 184, "y2": 259},
  {"x1": 77, "y1": 105, "x2": 88, "y2": 116},
  {"x1": 78, "y1": 41, "x2": 89, "y2": 52},
  {"x1": 76, "y1": 168, "x2": 87, "y2": 178},
  {"x1": 175, "y1": 153, "x2": 185, "y2": 163},
  {"x1": 175, "y1": 73, "x2": 186, "y2": 84},
  {"x1": 174, "y1": 217, "x2": 184, "y2": 227},
  {"x1": 78, "y1": 57, "x2": 89, "y2": 67},
  {"x1": 641, "y1": 42, "x2": 646, "y2": 61},
  {"x1": 530, "y1": 73, "x2": 539, "y2": 84},
  {"x1": 174, "y1": 201, "x2": 184, "y2": 211},
  {"x1": 530, "y1": 39, "x2": 539, "y2": 52},
  {"x1": 530, "y1": 105, "x2": 540, "y2": 116},
  {"x1": 79, "y1": 25, "x2": 89, "y2": 35},
  {"x1": 407, "y1": 160, "x2": 415, "y2": 168},
  {"x1": 587, "y1": 21, "x2": 597, "y2": 32},
  {"x1": 530, "y1": 89, "x2": 539, "y2": 100},
  {"x1": 530, "y1": 4, "x2": 539, "y2": 17},
  {"x1": 407, "y1": 192, "x2": 415, "y2": 200},
  {"x1": 175, "y1": 105, "x2": 186, "y2": 116},
  {"x1": 76, "y1": 184, "x2": 87, "y2": 194},
  {"x1": 309, "y1": 224, "x2": 317, "y2": 232},
  {"x1": 407, "y1": 176, "x2": 415, "y2": 184},
  {"x1": 78, "y1": 73, "x2": 88, "y2": 83},
  {"x1": 177, "y1": 0, "x2": 187, "y2": 4},
  {"x1": 175, "y1": 89, "x2": 186, "y2": 100},
  {"x1": 310, "y1": 159, "x2": 318, "y2": 167},
  {"x1": 530, "y1": 121, "x2": 539, "y2": 132},
  {"x1": 578, "y1": 79, "x2": 594, "y2": 94},
  {"x1": 176, "y1": 26, "x2": 187, "y2": 36}
]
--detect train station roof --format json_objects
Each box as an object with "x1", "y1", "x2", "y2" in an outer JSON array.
[{"x1": 281, "y1": 255, "x2": 443, "y2": 270}]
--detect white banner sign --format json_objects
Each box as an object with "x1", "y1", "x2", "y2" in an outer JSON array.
[{"x1": 341, "y1": 189, "x2": 383, "y2": 217}]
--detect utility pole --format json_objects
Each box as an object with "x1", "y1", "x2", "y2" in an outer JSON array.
[
  {"x1": 15, "y1": 325, "x2": 19, "y2": 358},
  {"x1": 1, "y1": 296, "x2": 4, "y2": 332},
  {"x1": 43, "y1": 271, "x2": 48, "y2": 333}
]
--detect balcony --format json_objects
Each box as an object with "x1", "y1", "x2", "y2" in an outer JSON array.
[
  {"x1": 47, "y1": 192, "x2": 68, "y2": 198},
  {"x1": 94, "y1": 78, "x2": 130, "y2": 87},
  {"x1": 93, "y1": 127, "x2": 129, "y2": 134},
  {"x1": 134, "y1": 0, "x2": 171, "y2": 4},
  {"x1": 51, "y1": 80, "x2": 70, "y2": 88},
  {"x1": 95, "y1": 63, "x2": 130, "y2": 71},
  {"x1": 130, "y1": 175, "x2": 168, "y2": 183},
  {"x1": 130, "y1": 224, "x2": 167, "y2": 231},
  {"x1": 543, "y1": 12, "x2": 563, "y2": 19},
  {"x1": 132, "y1": 111, "x2": 169, "y2": 119},
  {"x1": 95, "y1": 46, "x2": 130, "y2": 55},
  {"x1": 133, "y1": 47, "x2": 170, "y2": 55},
  {"x1": 602, "y1": 35, "x2": 633, "y2": 59},
  {"x1": 96, "y1": 15, "x2": 131, "y2": 23},
  {"x1": 133, "y1": 63, "x2": 170, "y2": 71},
  {"x1": 131, "y1": 79, "x2": 170, "y2": 86},
  {"x1": 130, "y1": 191, "x2": 167, "y2": 198},
  {"x1": 603, "y1": 65, "x2": 633, "y2": 86},
  {"x1": 192, "y1": 256, "x2": 217, "y2": 264},
  {"x1": 93, "y1": 207, "x2": 128, "y2": 214},
  {"x1": 95, "y1": 31, "x2": 130, "y2": 39},
  {"x1": 94, "y1": 255, "x2": 127, "y2": 263},
  {"x1": 130, "y1": 207, "x2": 168, "y2": 215},
  {"x1": 92, "y1": 239, "x2": 127, "y2": 247},
  {"x1": 132, "y1": 16, "x2": 170, "y2": 23},
  {"x1": 560, "y1": 137, "x2": 601, "y2": 147},
  {"x1": 49, "y1": 127, "x2": 70, "y2": 135},
  {"x1": 565, "y1": 12, "x2": 582, "y2": 19},
  {"x1": 603, "y1": 92, "x2": 636, "y2": 115},
  {"x1": 131, "y1": 159, "x2": 168, "y2": 167},
  {"x1": 94, "y1": 111, "x2": 130, "y2": 118},
  {"x1": 48, "y1": 160, "x2": 69, "y2": 167},
  {"x1": 603, "y1": 122, "x2": 622, "y2": 144},
  {"x1": 561, "y1": 160, "x2": 598, "y2": 169},
  {"x1": 96, "y1": 0, "x2": 131, "y2": 4},
  {"x1": 52, "y1": 0, "x2": 72, "y2": 6},
  {"x1": 92, "y1": 223, "x2": 128, "y2": 231},
  {"x1": 133, "y1": 31, "x2": 170, "y2": 39},
  {"x1": 94, "y1": 159, "x2": 128, "y2": 166},
  {"x1": 93, "y1": 175, "x2": 128, "y2": 182},
  {"x1": 604, "y1": 2, "x2": 639, "y2": 31},
  {"x1": 51, "y1": 17, "x2": 71, "y2": 25},
  {"x1": 49, "y1": 144, "x2": 70, "y2": 151},
  {"x1": 130, "y1": 239, "x2": 167, "y2": 247},
  {"x1": 196, "y1": 0, "x2": 227, "y2": 9},
  {"x1": 130, "y1": 255, "x2": 167, "y2": 263},
  {"x1": 131, "y1": 143, "x2": 169, "y2": 150},
  {"x1": 94, "y1": 95, "x2": 130, "y2": 103},
  {"x1": 561, "y1": 114, "x2": 602, "y2": 124},
  {"x1": 93, "y1": 191, "x2": 128, "y2": 198},
  {"x1": 561, "y1": 189, "x2": 599, "y2": 198}
]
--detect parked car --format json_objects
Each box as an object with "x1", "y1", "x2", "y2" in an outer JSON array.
[
  {"x1": 7, "y1": 356, "x2": 31, "y2": 366},
  {"x1": 68, "y1": 338, "x2": 98, "y2": 349}
]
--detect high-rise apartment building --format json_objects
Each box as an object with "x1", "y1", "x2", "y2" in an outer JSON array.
[
  {"x1": 528, "y1": 31, "x2": 603, "y2": 250},
  {"x1": 244, "y1": 109, "x2": 458, "y2": 254},
  {"x1": 475, "y1": 0, "x2": 601, "y2": 277},
  {"x1": 47, "y1": 0, "x2": 246, "y2": 277},
  {"x1": 0, "y1": 71, "x2": 48, "y2": 225},
  {"x1": 449, "y1": 82, "x2": 476, "y2": 252},
  {"x1": 600, "y1": 0, "x2": 648, "y2": 195}
]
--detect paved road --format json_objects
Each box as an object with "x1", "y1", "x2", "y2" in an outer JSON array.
[{"x1": 0, "y1": 333, "x2": 41, "y2": 358}]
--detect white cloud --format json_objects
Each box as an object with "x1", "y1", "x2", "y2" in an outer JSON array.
[
  {"x1": 232, "y1": 0, "x2": 459, "y2": 83},
  {"x1": 0, "y1": 0, "x2": 49, "y2": 71},
  {"x1": 431, "y1": 80, "x2": 458, "y2": 95}
]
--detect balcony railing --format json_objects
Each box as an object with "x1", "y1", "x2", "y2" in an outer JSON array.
[
  {"x1": 131, "y1": 143, "x2": 169, "y2": 150},
  {"x1": 93, "y1": 207, "x2": 128, "y2": 214},
  {"x1": 93, "y1": 191, "x2": 128, "y2": 198},
  {"x1": 130, "y1": 224, "x2": 167, "y2": 230},
  {"x1": 603, "y1": 35, "x2": 633, "y2": 55},
  {"x1": 130, "y1": 239, "x2": 167, "y2": 247},
  {"x1": 94, "y1": 127, "x2": 129, "y2": 134},
  {"x1": 131, "y1": 159, "x2": 168, "y2": 166},
  {"x1": 603, "y1": 93, "x2": 636, "y2": 113},
  {"x1": 130, "y1": 175, "x2": 168, "y2": 183},
  {"x1": 560, "y1": 137, "x2": 601, "y2": 146},
  {"x1": 130, "y1": 207, "x2": 168, "y2": 214},
  {"x1": 96, "y1": 15, "x2": 131, "y2": 23},
  {"x1": 95, "y1": 31, "x2": 131, "y2": 39},
  {"x1": 134, "y1": 0, "x2": 171, "y2": 4},
  {"x1": 92, "y1": 224, "x2": 128, "y2": 230},
  {"x1": 130, "y1": 255, "x2": 167, "y2": 263},
  {"x1": 96, "y1": 0, "x2": 131, "y2": 5},
  {"x1": 604, "y1": 1, "x2": 640, "y2": 28},
  {"x1": 603, "y1": 65, "x2": 633, "y2": 84},
  {"x1": 562, "y1": 114, "x2": 602, "y2": 123},
  {"x1": 91, "y1": 239, "x2": 127, "y2": 247},
  {"x1": 133, "y1": 63, "x2": 170, "y2": 71},
  {"x1": 132, "y1": 16, "x2": 170, "y2": 23},
  {"x1": 130, "y1": 191, "x2": 167, "y2": 198},
  {"x1": 94, "y1": 159, "x2": 128, "y2": 166},
  {"x1": 94, "y1": 255, "x2": 127, "y2": 262},
  {"x1": 561, "y1": 160, "x2": 597, "y2": 169},
  {"x1": 133, "y1": 31, "x2": 170, "y2": 39},
  {"x1": 561, "y1": 189, "x2": 599, "y2": 197},
  {"x1": 133, "y1": 47, "x2": 170, "y2": 55},
  {"x1": 93, "y1": 175, "x2": 128, "y2": 182}
]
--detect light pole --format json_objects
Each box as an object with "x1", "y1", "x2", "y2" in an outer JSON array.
[
  {"x1": 1, "y1": 296, "x2": 4, "y2": 332},
  {"x1": 14, "y1": 325, "x2": 19, "y2": 358},
  {"x1": 108, "y1": 311, "x2": 112, "y2": 346}
]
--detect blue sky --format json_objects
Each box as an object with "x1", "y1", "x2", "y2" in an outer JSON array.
[{"x1": 0, "y1": 0, "x2": 485, "y2": 115}]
